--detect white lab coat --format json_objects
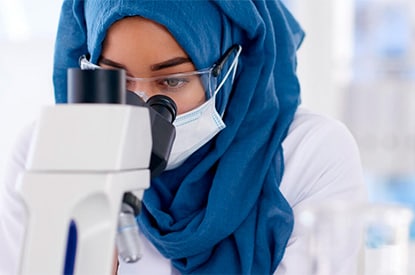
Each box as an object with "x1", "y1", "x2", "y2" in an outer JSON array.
[{"x1": 0, "y1": 107, "x2": 367, "y2": 275}]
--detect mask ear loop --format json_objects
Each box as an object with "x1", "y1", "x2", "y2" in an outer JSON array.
[
  {"x1": 212, "y1": 46, "x2": 242, "y2": 117},
  {"x1": 213, "y1": 46, "x2": 242, "y2": 96}
]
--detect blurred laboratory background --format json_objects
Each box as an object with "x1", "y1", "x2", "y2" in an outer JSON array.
[
  {"x1": 1, "y1": 0, "x2": 414, "y2": 251},
  {"x1": 285, "y1": 0, "x2": 415, "y2": 242}
]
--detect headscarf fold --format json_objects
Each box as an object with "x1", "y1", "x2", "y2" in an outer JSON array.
[{"x1": 53, "y1": 1, "x2": 304, "y2": 273}]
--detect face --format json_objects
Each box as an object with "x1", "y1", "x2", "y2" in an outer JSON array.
[{"x1": 100, "y1": 16, "x2": 206, "y2": 114}]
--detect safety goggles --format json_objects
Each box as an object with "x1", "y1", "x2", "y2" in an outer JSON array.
[{"x1": 79, "y1": 44, "x2": 242, "y2": 106}]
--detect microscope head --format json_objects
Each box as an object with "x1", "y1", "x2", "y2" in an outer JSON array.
[{"x1": 68, "y1": 68, "x2": 177, "y2": 177}]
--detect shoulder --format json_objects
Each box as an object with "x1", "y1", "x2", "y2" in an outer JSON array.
[
  {"x1": 283, "y1": 107, "x2": 358, "y2": 157},
  {"x1": 280, "y1": 107, "x2": 367, "y2": 207},
  {"x1": 274, "y1": 108, "x2": 367, "y2": 275}
]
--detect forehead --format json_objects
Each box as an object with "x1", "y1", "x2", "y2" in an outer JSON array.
[
  {"x1": 102, "y1": 17, "x2": 190, "y2": 64},
  {"x1": 85, "y1": 1, "x2": 221, "y2": 69}
]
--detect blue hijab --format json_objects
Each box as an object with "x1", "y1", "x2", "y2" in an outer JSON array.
[{"x1": 53, "y1": 1, "x2": 304, "y2": 273}]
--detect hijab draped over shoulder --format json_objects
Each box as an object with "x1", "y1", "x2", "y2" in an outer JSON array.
[{"x1": 53, "y1": 1, "x2": 304, "y2": 273}]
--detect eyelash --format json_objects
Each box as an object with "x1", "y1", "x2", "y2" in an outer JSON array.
[
  {"x1": 125, "y1": 77, "x2": 191, "y2": 93},
  {"x1": 157, "y1": 77, "x2": 190, "y2": 89}
]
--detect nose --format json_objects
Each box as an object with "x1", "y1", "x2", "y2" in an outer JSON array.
[
  {"x1": 127, "y1": 81, "x2": 159, "y2": 100},
  {"x1": 130, "y1": 90, "x2": 148, "y2": 101}
]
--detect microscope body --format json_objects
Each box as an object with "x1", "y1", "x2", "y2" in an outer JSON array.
[
  {"x1": 17, "y1": 104, "x2": 152, "y2": 275},
  {"x1": 15, "y1": 67, "x2": 176, "y2": 275},
  {"x1": 17, "y1": 69, "x2": 177, "y2": 275}
]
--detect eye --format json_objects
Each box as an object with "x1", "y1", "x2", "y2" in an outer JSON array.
[{"x1": 158, "y1": 77, "x2": 189, "y2": 89}]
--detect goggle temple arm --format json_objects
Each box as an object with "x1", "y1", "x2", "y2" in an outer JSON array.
[{"x1": 211, "y1": 44, "x2": 242, "y2": 77}]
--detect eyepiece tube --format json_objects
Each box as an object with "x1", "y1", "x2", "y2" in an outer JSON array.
[
  {"x1": 126, "y1": 92, "x2": 177, "y2": 178},
  {"x1": 67, "y1": 68, "x2": 126, "y2": 104}
]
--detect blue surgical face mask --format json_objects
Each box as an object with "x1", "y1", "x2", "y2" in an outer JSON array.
[{"x1": 165, "y1": 54, "x2": 239, "y2": 170}]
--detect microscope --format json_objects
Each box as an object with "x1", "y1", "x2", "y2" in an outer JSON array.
[{"x1": 16, "y1": 68, "x2": 176, "y2": 274}]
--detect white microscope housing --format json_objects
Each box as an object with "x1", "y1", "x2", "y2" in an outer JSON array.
[
  {"x1": 18, "y1": 103, "x2": 151, "y2": 275},
  {"x1": 16, "y1": 68, "x2": 176, "y2": 275}
]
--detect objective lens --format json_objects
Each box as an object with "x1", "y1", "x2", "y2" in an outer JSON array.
[{"x1": 116, "y1": 202, "x2": 142, "y2": 263}]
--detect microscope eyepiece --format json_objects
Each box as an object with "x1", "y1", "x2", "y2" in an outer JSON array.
[
  {"x1": 126, "y1": 91, "x2": 177, "y2": 178},
  {"x1": 126, "y1": 92, "x2": 177, "y2": 124},
  {"x1": 146, "y1": 95, "x2": 177, "y2": 124}
]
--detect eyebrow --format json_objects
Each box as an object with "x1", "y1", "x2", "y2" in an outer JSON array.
[
  {"x1": 151, "y1": 57, "x2": 192, "y2": 71},
  {"x1": 99, "y1": 57, "x2": 193, "y2": 72},
  {"x1": 99, "y1": 58, "x2": 127, "y2": 70}
]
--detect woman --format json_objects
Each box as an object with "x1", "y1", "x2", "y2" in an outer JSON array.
[{"x1": 0, "y1": 0, "x2": 366, "y2": 274}]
